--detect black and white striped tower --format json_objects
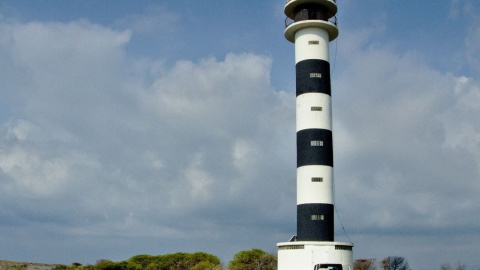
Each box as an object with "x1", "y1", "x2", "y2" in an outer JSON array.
[{"x1": 277, "y1": 1, "x2": 353, "y2": 269}]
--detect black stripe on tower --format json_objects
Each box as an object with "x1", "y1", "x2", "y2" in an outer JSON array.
[
  {"x1": 296, "y1": 59, "x2": 331, "y2": 96},
  {"x1": 297, "y1": 129, "x2": 333, "y2": 167},
  {"x1": 297, "y1": 203, "x2": 334, "y2": 241}
]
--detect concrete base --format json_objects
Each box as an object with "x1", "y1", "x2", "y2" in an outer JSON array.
[{"x1": 277, "y1": 241, "x2": 353, "y2": 270}]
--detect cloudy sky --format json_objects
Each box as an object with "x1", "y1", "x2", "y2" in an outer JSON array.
[{"x1": 1, "y1": 0, "x2": 479, "y2": 269}]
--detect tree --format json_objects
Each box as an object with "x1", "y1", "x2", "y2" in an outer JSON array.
[
  {"x1": 228, "y1": 249, "x2": 277, "y2": 270},
  {"x1": 354, "y1": 259, "x2": 376, "y2": 270},
  {"x1": 440, "y1": 262, "x2": 467, "y2": 270},
  {"x1": 131, "y1": 252, "x2": 220, "y2": 270},
  {"x1": 455, "y1": 262, "x2": 467, "y2": 270},
  {"x1": 169, "y1": 252, "x2": 221, "y2": 270},
  {"x1": 128, "y1": 255, "x2": 155, "y2": 269},
  {"x1": 380, "y1": 257, "x2": 410, "y2": 270},
  {"x1": 191, "y1": 261, "x2": 222, "y2": 270},
  {"x1": 440, "y1": 263, "x2": 452, "y2": 270},
  {"x1": 95, "y1": 260, "x2": 116, "y2": 270},
  {"x1": 95, "y1": 260, "x2": 141, "y2": 270}
]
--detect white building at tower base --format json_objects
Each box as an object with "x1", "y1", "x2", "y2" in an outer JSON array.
[{"x1": 278, "y1": 241, "x2": 353, "y2": 270}]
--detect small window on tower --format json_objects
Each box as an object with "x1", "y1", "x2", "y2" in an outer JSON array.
[
  {"x1": 311, "y1": 140, "x2": 323, "y2": 147},
  {"x1": 310, "y1": 73, "x2": 322, "y2": 78},
  {"x1": 311, "y1": 215, "x2": 324, "y2": 221},
  {"x1": 312, "y1": 177, "x2": 323, "y2": 182},
  {"x1": 311, "y1": 106, "x2": 322, "y2": 111},
  {"x1": 309, "y1": 40, "x2": 320, "y2": 45}
]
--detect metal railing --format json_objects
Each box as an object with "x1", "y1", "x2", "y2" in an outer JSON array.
[{"x1": 285, "y1": 15, "x2": 337, "y2": 29}]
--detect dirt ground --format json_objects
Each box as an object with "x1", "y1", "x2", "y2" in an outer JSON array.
[{"x1": 0, "y1": 260, "x2": 60, "y2": 270}]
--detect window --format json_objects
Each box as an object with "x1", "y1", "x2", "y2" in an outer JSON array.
[
  {"x1": 311, "y1": 215, "x2": 324, "y2": 220},
  {"x1": 293, "y1": 4, "x2": 329, "y2": 22},
  {"x1": 335, "y1": 245, "x2": 353, "y2": 251},
  {"x1": 311, "y1": 106, "x2": 322, "y2": 111},
  {"x1": 311, "y1": 140, "x2": 323, "y2": 147},
  {"x1": 279, "y1": 245, "x2": 305, "y2": 250},
  {"x1": 310, "y1": 73, "x2": 322, "y2": 78},
  {"x1": 312, "y1": 177, "x2": 323, "y2": 182},
  {"x1": 309, "y1": 40, "x2": 320, "y2": 45}
]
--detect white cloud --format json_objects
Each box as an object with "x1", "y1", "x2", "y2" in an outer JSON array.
[
  {"x1": 0, "y1": 120, "x2": 100, "y2": 199},
  {"x1": 442, "y1": 76, "x2": 480, "y2": 167},
  {"x1": 465, "y1": 24, "x2": 480, "y2": 73},
  {"x1": 450, "y1": 0, "x2": 480, "y2": 73},
  {"x1": 333, "y1": 28, "x2": 480, "y2": 237},
  {"x1": 0, "y1": 146, "x2": 68, "y2": 197},
  {"x1": 232, "y1": 139, "x2": 259, "y2": 172},
  {"x1": 0, "y1": 18, "x2": 295, "y2": 262}
]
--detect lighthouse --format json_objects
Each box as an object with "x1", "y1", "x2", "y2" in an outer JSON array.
[{"x1": 277, "y1": 1, "x2": 353, "y2": 269}]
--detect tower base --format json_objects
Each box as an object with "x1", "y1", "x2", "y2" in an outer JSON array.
[{"x1": 277, "y1": 241, "x2": 353, "y2": 270}]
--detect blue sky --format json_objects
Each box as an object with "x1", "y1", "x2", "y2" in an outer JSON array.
[{"x1": 1, "y1": 1, "x2": 480, "y2": 270}]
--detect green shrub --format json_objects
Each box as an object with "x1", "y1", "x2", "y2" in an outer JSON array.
[
  {"x1": 228, "y1": 249, "x2": 276, "y2": 270},
  {"x1": 128, "y1": 255, "x2": 155, "y2": 269},
  {"x1": 53, "y1": 265, "x2": 68, "y2": 270},
  {"x1": 94, "y1": 252, "x2": 221, "y2": 270}
]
